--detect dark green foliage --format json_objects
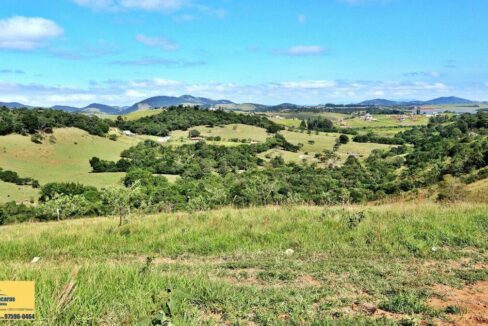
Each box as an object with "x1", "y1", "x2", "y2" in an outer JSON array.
[
  {"x1": 115, "y1": 106, "x2": 283, "y2": 136},
  {"x1": 30, "y1": 133, "x2": 44, "y2": 144},
  {"x1": 0, "y1": 107, "x2": 110, "y2": 136},
  {"x1": 90, "y1": 135, "x2": 299, "y2": 177},
  {"x1": 0, "y1": 167, "x2": 40, "y2": 188},
  {"x1": 353, "y1": 132, "x2": 406, "y2": 145},
  {"x1": 188, "y1": 129, "x2": 201, "y2": 138},
  {"x1": 339, "y1": 134, "x2": 350, "y2": 144},
  {"x1": 0, "y1": 201, "x2": 38, "y2": 224},
  {"x1": 39, "y1": 182, "x2": 98, "y2": 202}
]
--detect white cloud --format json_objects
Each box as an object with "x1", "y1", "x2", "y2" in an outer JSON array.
[
  {"x1": 0, "y1": 16, "x2": 63, "y2": 50},
  {"x1": 276, "y1": 45, "x2": 326, "y2": 56},
  {"x1": 278, "y1": 80, "x2": 337, "y2": 89},
  {"x1": 72, "y1": 0, "x2": 217, "y2": 15},
  {"x1": 404, "y1": 71, "x2": 440, "y2": 78},
  {"x1": 0, "y1": 78, "x2": 460, "y2": 107},
  {"x1": 298, "y1": 14, "x2": 307, "y2": 23},
  {"x1": 136, "y1": 34, "x2": 179, "y2": 51},
  {"x1": 72, "y1": 0, "x2": 116, "y2": 10},
  {"x1": 120, "y1": 0, "x2": 187, "y2": 11},
  {"x1": 111, "y1": 57, "x2": 205, "y2": 67}
]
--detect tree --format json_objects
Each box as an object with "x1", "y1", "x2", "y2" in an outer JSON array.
[
  {"x1": 188, "y1": 129, "x2": 201, "y2": 138},
  {"x1": 339, "y1": 134, "x2": 350, "y2": 144},
  {"x1": 101, "y1": 183, "x2": 142, "y2": 226},
  {"x1": 39, "y1": 194, "x2": 91, "y2": 221}
]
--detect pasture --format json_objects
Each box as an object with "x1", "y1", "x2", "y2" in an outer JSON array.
[
  {"x1": 0, "y1": 203, "x2": 486, "y2": 324},
  {"x1": 0, "y1": 128, "x2": 145, "y2": 202}
]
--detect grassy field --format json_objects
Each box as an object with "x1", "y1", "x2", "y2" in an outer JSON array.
[
  {"x1": 102, "y1": 109, "x2": 165, "y2": 121},
  {"x1": 170, "y1": 124, "x2": 270, "y2": 143},
  {"x1": 279, "y1": 130, "x2": 339, "y2": 153},
  {"x1": 337, "y1": 142, "x2": 394, "y2": 159},
  {"x1": 0, "y1": 128, "x2": 154, "y2": 202},
  {"x1": 269, "y1": 117, "x2": 302, "y2": 128},
  {"x1": 0, "y1": 181, "x2": 39, "y2": 204},
  {"x1": 342, "y1": 115, "x2": 429, "y2": 129},
  {"x1": 272, "y1": 112, "x2": 348, "y2": 122},
  {"x1": 0, "y1": 203, "x2": 486, "y2": 324}
]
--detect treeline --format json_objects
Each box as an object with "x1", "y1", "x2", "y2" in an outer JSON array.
[
  {"x1": 115, "y1": 106, "x2": 283, "y2": 136},
  {"x1": 2, "y1": 111, "x2": 488, "y2": 225},
  {"x1": 300, "y1": 117, "x2": 357, "y2": 134},
  {"x1": 0, "y1": 107, "x2": 110, "y2": 136},
  {"x1": 397, "y1": 111, "x2": 488, "y2": 188},
  {"x1": 0, "y1": 150, "x2": 401, "y2": 224},
  {"x1": 90, "y1": 135, "x2": 299, "y2": 177},
  {"x1": 0, "y1": 168, "x2": 40, "y2": 188},
  {"x1": 353, "y1": 133, "x2": 406, "y2": 145},
  {"x1": 261, "y1": 106, "x2": 407, "y2": 115}
]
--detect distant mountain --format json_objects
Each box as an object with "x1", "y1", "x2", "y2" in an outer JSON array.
[
  {"x1": 358, "y1": 99, "x2": 400, "y2": 106},
  {"x1": 79, "y1": 103, "x2": 125, "y2": 115},
  {"x1": 0, "y1": 102, "x2": 31, "y2": 109},
  {"x1": 127, "y1": 95, "x2": 234, "y2": 112},
  {"x1": 359, "y1": 96, "x2": 474, "y2": 106},
  {"x1": 422, "y1": 97, "x2": 473, "y2": 105},
  {"x1": 51, "y1": 105, "x2": 79, "y2": 112}
]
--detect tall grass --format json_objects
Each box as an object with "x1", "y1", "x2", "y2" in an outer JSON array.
[{"x1": 1, "y1": 203, "x2": 486, "y2": 324}]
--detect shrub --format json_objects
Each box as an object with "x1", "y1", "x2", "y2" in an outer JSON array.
[
  {"x1": 31, "y1": 133, "x2": 44, "y2": 144},
  {"x1": 437, "y1": 175, "x2": 467, "y2": 203}
]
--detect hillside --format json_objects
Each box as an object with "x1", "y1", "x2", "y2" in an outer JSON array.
[
  {"x1": 358, "y1": 97, "x2": 473, "y2": 106},
  {"x1": 1, "y1": 203, "x2": 486, "y2": 324},
  {"x1": 127, "y1": 95, "x2": 234, "y2": 112}
]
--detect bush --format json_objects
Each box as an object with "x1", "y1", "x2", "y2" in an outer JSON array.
[
  {"x1": 339, "y1": 134, "x2": 349, "y2": 144},
  {"x1": 437, "y1": 175, "x2": 467, "y2": 203},
  {"x1": 39, "y1": 182, "x2": 98, "y2": 202},
  {"x1": 31, "y1": 133, "x2": 44, "y2": 144}
]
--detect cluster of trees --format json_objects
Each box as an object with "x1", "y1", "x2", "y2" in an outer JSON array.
[
  {"x1": 0, "y1": 168, "x2": 40, "y2": 188},
  {"x1": 0, "y1": 107, "x2": 110, "y2": 136},
  {"x1": 115, "y1": 106, "x2": 283, "y2": 136},
  {"x1": 396, "y1": 112, "x2": 488, "y2": 188},
  {"x1": 353, "y1": 133, "x2": 406, "y2": 145},
  {"x1": 299, "y1": 117, "x2": 356, "y2": 135},
  {"x1": 2, "y1": 111, "x2": 488, "y2": 225},
  {"x1": 90, "y1": 135, "x2": 299, "y2": 178}
]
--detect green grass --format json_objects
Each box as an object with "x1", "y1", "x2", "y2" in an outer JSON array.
[
  {"x1": 0, "y1": 181, "x2": 39, "y2": 204},
  {"x1": 343, "y1": 115, "x2": 429, "y2": 129},
  {"x1": 0, "y1": 203, "x2": 486, "y2": 324},
  {"x1": 0, "y1": 128, "x2": 150, "y2": 202},
  {"x1": 279, "y1": 130, "x2": 339, "y2": 153},
  {"x1": 269, "y1": 117, "x2": 302, "y2": 128},
  {"x1": 337, "y1": 142, "x2": 394, "y2": 160},
  {"x1": 170, "y1": 124, "x2": 270, "y2": 143}
]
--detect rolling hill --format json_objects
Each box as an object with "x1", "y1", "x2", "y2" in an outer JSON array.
[
  {"x1": 358, "y1": 96, "x2": 474, "y2": 106},
  {"x1": 127, "y1": 95, "x2": 234, "y2": 112}
]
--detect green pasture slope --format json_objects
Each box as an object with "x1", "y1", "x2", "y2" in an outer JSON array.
[{"x1": 0, "y1": 203, "x2": 486, "y2": 324}]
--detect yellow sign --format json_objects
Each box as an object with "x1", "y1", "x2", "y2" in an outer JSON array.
[{"x1": 0, "y1": 281, "x2": 35, "y2": 321}]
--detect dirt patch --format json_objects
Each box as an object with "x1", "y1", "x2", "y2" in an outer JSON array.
[
  {"x1": 299, "y1": 275, "x2": 321, "y2": 287},
  {"x1": 429, "y1": 281, "x2": 488, "y2": 325}
]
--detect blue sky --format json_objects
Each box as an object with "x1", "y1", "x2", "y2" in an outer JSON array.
[{"x1": 0, "y1": 0, "x2": 487, "y2": 106}]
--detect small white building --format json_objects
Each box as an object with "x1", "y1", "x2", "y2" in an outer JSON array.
[
  {"x1": 158, "y1": 136, "x2": 171, "y2": 143},
  {"x1": 122, "y1": 130, "x2": 134, "y2": 136}
]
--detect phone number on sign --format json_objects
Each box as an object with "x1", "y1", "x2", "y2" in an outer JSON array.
[{"x1": 2, "y1": 313, "x2": 35, "y2": 320}]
